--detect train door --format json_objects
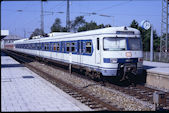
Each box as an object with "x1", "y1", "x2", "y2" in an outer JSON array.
[{"x1": 95, "y1": 38, "x2": 101, "y2": 64}]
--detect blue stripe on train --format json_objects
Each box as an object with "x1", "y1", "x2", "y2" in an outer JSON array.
[
  {"x1": 117, "y1": 58, "x2": 138, "y2": 63},
  {"x1": 103, "y1": 58, "x2": 138, "y2": 63}
]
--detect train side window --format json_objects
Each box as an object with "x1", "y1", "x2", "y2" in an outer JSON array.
[
  {"x1": 33, "y1": 43, "x2": 35, "y2": 49},
  {"x1": 50, "y1": 43, "x2": 52, "y2": 51},
  {"x1": 82, "y1": 41, "x2": 85, "y2": 53},
  {"x1": 86, "y1": 41, "x2": 92, "y2": 54},
  {"x1": 41, "y1": 43, "x2": 43, "y2": 50},
  {"x1": 62, "y1": 42, "x2": 64, "y2": 52},
  {"x1": 97, "y1": 38, "x2": 99, "y2": 50},
  {"x1": 38, "y1": 43, "x2": 40, "y2": 49},
  {"x1": 46, "y1": 43, "x2": 49, "y2": 50},
  {"x1": 36, "y1": 43, "x2": 38, "y2": 49},
  {"x1": 41, "y1": 43, "x2": 44, "y2": 50},
  {"x1": 34, "y1": 43, "x2": 36, "y2": 49},
  {"x1": 53, "y1": 43, "x2": 56, "y2": 51},
  {"x1": 31, "y1": 44, "x2": 33, "y2": 49},
  {"x1": 66, "y1": 42, "x2": 70, "y2": 52},
  {"x1": 57, "y1": 43, "x2": 60, "y2": 51},
  {"x1": 31, "y1": 43, "x2": 32, "y2": 49},
  {"x1": 71, "y1": 42, "x2": 75, "y2": 52},
  {"x1": 37, "y1": 43, "x2": 39, "y2": 50},
  {"x1": 44, "y1": 43, "x2": 47, "y2": 50},
  {"x1": 78, "y1": 41, "x2": 81, "y2": 54}
]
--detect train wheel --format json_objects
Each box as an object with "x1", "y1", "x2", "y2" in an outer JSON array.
[{"x1": 128, "y1": 72, "x2": 137, "y2": 86}]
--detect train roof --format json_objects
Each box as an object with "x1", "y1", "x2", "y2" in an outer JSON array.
[
  {"x1": 14, "y1": 26, "x2": 140, "y2": 44},
  {"x1": 48, "y1": 32, "x2": 73, "y2": 37}
]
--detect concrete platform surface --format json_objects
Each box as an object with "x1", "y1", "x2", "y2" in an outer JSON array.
[
  {"x1": 1, "y1": 52, "x2": 92, "y2": 111},
  {"x1": 143, "y1": 61, "x2": 169, "y2": 92},
  {"x1": 143, "y1": 61, "x2": 169, "y2": 75}
]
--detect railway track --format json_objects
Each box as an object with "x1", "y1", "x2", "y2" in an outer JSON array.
[
  {"x1": 2, "y1": 49, "x2": 120, "y2": 111},
  {"x1": 105, "y1": 82, "x2": 169, "y2": 108},
  {"x1": 2, "y1": 49, "x2": 169, "y2": 111}
]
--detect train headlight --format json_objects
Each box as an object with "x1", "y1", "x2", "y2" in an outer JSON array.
[{"x1": 110, "y1": 58, "x2": 117, "y2": 63}]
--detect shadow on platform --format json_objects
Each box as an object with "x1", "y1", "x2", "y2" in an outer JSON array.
[
  {"x1": 1, "y1": 64, "x2": 25, "y2": 68},
  {"x1": 143, "y1": 65, "x2": 155, "y2": 69},
  {"x1": 1, "y1": 52, "x2": 8, "y2": 56}
]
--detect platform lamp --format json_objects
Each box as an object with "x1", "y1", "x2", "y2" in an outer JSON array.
[{"x1": 141, "y1": 20, "x2": 153, "y2": 62}]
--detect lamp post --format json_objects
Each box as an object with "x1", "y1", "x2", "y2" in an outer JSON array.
[
  {"x1": 141, "y1": 20, "x2": 153, "y2": 62},
  {"x1": 150, "y1": 25, "x2": 154, "y2": 62}
]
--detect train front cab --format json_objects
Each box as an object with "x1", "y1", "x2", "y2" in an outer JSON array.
[{"x1": 100, "y1": 36, "x2": 143, "y2": 81}]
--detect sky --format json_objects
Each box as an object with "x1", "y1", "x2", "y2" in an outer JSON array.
[{"x1": 1, "y1": 0, "x2": 162, "y2": 38}]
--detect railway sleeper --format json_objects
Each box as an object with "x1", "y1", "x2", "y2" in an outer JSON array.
[
  {"x1": 90, "y1": 105, "x2": 104, "y2": 109},
  {"x1": 85, "y1": 101, "x2": 97, "y2": 106}
]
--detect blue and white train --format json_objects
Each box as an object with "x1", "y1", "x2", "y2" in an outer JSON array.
[{"x1": 5, "y1": 26, "x2": 143, "y2": 81}]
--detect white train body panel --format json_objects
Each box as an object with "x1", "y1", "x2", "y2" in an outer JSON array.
[{"x1": 6, "y1": 26, "x2": 143, "y2": 77}]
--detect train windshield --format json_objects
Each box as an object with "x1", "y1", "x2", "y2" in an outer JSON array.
[
  {"x1": 128, "y1": 38, "x2": 142, "y2": 50},
  {"x1": 103, "y1": 37, "x2": 126, "y2": 51},
  {"x1": 103, "y1": 37, "x2": 142, "y2": 51}
]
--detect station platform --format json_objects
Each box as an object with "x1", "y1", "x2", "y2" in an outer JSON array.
[
  {"x1": 143, "y1": 61, "x2": 169, "y2": 92},
  {"x1": 1, "y1": 52, "x2": 92, "y2": 111}
]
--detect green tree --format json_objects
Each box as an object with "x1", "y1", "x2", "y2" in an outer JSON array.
[
  {"x1": 70, "y1": 16, "x2": 86, "y2": 32},
  {"x1": 130, "y1": 19, "x2": 139, "y2": 29},
  {"x1": 77, "y1": 21, "x2": 97, "y2": 32},
  {"x1": 29, "y1": 28, "x2": 44, "y2": 39},
  {"x1": 50, "y1": 18, "x2": 62, "y2": 32},
  {"x1": 153, "y1": 30, "x2": 160, "y2": 52},
  {"x1": 50, "y1": 16, "x2": 112, "y2": 33},
  {"x1": 104, "y1": 24, "x2": 112, "y2": 28},
  {"x1": 77, "y1": 21, "x2": 110, "y2": 32}
]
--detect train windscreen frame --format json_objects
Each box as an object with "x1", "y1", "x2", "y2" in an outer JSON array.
[{"x1": 103, "y1": 37, "x2": 142, "y2": 51}]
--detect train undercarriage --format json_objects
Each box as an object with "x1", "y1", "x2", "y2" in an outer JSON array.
[{"x1": 4, "y1": 49, "x2": 138, "y2": 86}]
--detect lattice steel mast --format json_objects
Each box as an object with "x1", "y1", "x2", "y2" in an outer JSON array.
[
  {"x1": 160, "y1": 0, "x2": 169, "y2": 53},
  {"x1": 66, "y1": 0, "x2": 70, "y2": 32},
  {"x1": 41, "y1": 1, "x2": 44, "y2": 35}
]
